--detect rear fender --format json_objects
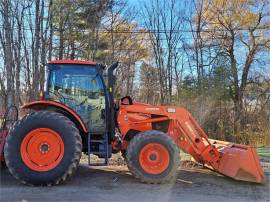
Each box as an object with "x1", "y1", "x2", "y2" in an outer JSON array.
[{"x1": 22, "y1": 100, "x2": 88, "y2": 133}]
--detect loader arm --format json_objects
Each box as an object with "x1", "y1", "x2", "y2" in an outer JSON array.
[{"x1": 118, "y1": 103, "x2": 266, "y2": 184}]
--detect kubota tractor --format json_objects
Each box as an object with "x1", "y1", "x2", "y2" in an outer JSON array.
[{"x1": 1, "y1": 60, "x2": 266, "y2": 185}]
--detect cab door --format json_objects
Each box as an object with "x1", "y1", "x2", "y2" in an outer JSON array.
[
  {"x1": 46, "y1": 64, "x2": 107, "y2": 133},
  {"x1": 85, "y1": 74, "x2": 106, "y2": 133}
]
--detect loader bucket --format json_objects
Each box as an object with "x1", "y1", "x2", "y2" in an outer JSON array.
[{"x1": 217, "y1": 144, "x2": 266, "y2": 184}]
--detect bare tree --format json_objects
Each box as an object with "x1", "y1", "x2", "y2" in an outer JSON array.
[
  {"x1": 141, "y1": 0, "x2": 185, "y2": 104},
  {"x1": 1, "y1": 0, "x2": 15, "y2": 107},
  {"x1": 203, "y1": 0, "x2": 270, "y2": 133}
]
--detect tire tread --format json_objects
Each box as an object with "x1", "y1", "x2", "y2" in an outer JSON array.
[
  {"x1": 4, "y1": 111, "x2": 82, "y2": 186},
  {"x1": 126, "y1": 130, "x2": 180, "y2": 184}
]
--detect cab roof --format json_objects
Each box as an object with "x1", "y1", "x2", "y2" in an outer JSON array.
[{"x1": 48, "y1": 60, "x2": 97, "y2": 65}]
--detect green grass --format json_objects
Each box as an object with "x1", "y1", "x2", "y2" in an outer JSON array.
[
  {"x1": 256, "y1": 147, "x2": 270, "y2": 157},
  {"x1": 180, "y1": 151, "x2": 192, "y2": 160}
]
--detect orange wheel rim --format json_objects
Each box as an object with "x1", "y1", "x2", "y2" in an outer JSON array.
[
  {"x1": 139, "y1": 143, "x2": 170, "y2": 174},
  {"x1": 20, "y1": 128, "x2": 64, "y2": 172}
]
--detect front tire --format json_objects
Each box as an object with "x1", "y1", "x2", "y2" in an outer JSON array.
[
  {"x1": 4, "y1": 111, "x2": 82, "y2": 186},
  {"x1": 126, "y1": 130, "x2": 180, "y2": 184}
]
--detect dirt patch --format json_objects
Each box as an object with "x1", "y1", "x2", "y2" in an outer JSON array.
[
  {"x1": 1, "y1": 155, "x2": 269, "y2": 202},
  {"x1": 85, "y1": 153, "x2": 270, "y2": 173}
]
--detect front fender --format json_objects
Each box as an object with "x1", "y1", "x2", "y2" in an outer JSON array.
[{"x1": 22, "y1": 100, "x2": 88, "y2": 133}]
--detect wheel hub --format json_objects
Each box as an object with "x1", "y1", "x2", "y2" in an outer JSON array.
[
  {"x1": 149, "y1": 153, "x2": 157, "y2": 161},
  {"x1": 139, "y1": 143, "x2": 170, "y2": 175},
  {"x1": 20, "y1": 128, "x2": 64, "y2": 172},
  {"x1": 40, "y1": 143, "x2": 50, "y2": 154}
]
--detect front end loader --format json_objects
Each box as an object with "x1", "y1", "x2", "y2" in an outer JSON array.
[
  {"x1": 1, "y1": 60, "x2": 266, "y2": 185},
  {"x1": 116, "y1": 102, "x2": 266, "y2": 183}
]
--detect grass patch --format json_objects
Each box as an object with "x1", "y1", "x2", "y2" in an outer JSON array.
[{"x1": 256, "y1": 147, "x2": 270, "y2": 157}]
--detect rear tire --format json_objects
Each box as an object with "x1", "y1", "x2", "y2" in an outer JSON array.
[
  {"x1": 126, "y1": 130, "x2": 180, "y2": 184},
  {"x1": 4, "y1": 111, "x2": 82, "y2": 186}
]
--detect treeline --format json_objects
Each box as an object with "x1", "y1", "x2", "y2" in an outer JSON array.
[
  {"x1": 0, "y1": 0, "x2": 269, "y2": 145},
  {"x1": 0, "y1": 0, "x2": 146, "y2": 106}
]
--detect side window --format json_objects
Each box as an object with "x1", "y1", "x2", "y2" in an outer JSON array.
[{"x1": 90, "y1": 75, "x2": 105, "y2": 95}]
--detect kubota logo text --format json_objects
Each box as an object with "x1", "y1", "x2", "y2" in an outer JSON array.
[{"x1": 145, "y1": 108, "x2": 160, "y2": 111}]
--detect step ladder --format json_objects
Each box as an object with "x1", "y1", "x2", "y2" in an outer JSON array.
[{"x1": 88, "y1": 132, "x2": 109, "y2": 166}]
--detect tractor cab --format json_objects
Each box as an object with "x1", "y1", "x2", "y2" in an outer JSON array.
[{"x1": 45, "y1": 61, "x2": 108, "y2": 133}]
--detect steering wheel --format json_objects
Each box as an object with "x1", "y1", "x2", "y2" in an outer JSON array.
[
  {"x1": 120, "y1": 96, "x2": 133, "y2": 105},
  {"x1": 48, "y1": 90, "x2": 66, "y2": 102},
  {"x1": 77, "y1": 97, "x2": 88, "y2": 106},
  {"x1": 49, "y1": 90, "x2": 88, "y2": 107}
]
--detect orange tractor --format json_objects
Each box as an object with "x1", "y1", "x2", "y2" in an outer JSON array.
[{"x1": 1, "y1": 60, "x2": 266, "y2": 185}]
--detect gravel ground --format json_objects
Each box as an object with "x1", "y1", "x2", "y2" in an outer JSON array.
[{"x1": 1, "y1": 155, "x2": 269, "y2": 202}]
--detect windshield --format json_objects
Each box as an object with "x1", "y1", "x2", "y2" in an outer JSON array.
[{"x1": 47, "y1": 64, "x2": 103, "y2": 97}]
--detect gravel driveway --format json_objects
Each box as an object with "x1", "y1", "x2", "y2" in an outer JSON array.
[{"x1": 1, "y1": 163, "x2": 269, "y2": 202}]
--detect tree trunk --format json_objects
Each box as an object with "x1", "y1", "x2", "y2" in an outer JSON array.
[
  {"x1": 32, "y1": 0, "x2": 41, "y2": 100},
  {"x1": 59, "y1": 15, "x2": 64, "y2": 60},
  {"x1": 40, "y1": 0, "x2": 46, "y2": 92},
  {"x1": 14, "y1": 12, "x2": 23, "y2": 107},
  {"x1": 48, "y1": 0, "x2": 53, "y2": 61},
  {"x1": 3, "y1": 0, "x2": 15, "y2": 107}
]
